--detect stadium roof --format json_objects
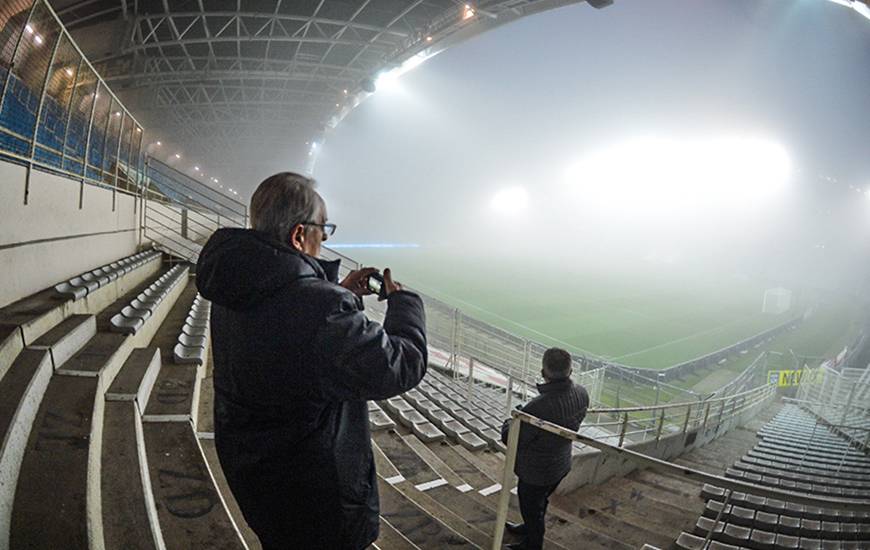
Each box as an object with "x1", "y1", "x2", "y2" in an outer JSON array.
[{"x1": 49, "y1": 0, "x2": 613, "y2": 179}]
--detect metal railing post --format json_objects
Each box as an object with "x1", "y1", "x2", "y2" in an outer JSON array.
[
  {"x1": 655, "y1": 409, "x2": 665, "y2": 443},
  {"x1": 491, "y1": 415, "x2": 520, "y2": 550},
  {"x1": 467, "y1": 357, "x2": 475, "y2": 405},
  {"x1": 504, "y1": 377, "x2": 514, "y2": 418},
  {"x1": 618, "y1": 413, "x2": 629, "y2": 447},
  {"x1": 450, "y1": 308, "x2": 460, "y2": 377},
  {"x1": 683, "y1": 404, "x2": 692, "y2": 433},
  {"x1": 702, "y1": 401, "x2": 712, "y2": 429},
  {"x1": 522, "y1": 341, "x2": 531, "y2": 402}
]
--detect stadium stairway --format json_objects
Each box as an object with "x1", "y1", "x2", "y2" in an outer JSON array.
[{"x1": 0, "y1": 250, "x2": 248, "y2": 549}]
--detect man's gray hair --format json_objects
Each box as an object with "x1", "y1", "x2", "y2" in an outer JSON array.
[{"x1": 250, "y1": 172, "x2": 324, "y2": 243}]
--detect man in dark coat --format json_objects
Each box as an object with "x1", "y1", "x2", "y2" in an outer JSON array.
[
  {"x1": 500, "y1": 348, "x2": 589, "y2": 550},
  {"x1": 197, "y1": 172, "x2": 427, "y2": 550}
]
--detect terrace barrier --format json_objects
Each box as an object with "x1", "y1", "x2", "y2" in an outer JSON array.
[{"x1": 0, "y1": 0, "x2": 144, "y2": 200}]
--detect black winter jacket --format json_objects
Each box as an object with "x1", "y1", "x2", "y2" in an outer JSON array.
[
  {"x1": 197, "y1": 228, "x2": 427, "y2": 550},
  {"x1": 501, "y1": 379, "x2": 589, "y2": 486}
]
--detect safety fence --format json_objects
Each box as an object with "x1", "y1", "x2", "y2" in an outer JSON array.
[
  {"x1": 795, "y1": 361, "x2": 870, "y2": 446},
  {"x1": 0, "y1": 0, "x2": 144, "y2": 197},
  {"x1": 142, "y1": 157, "x2": 247, "y2": 261}
]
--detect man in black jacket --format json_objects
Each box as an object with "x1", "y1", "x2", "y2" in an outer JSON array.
[
  {"x1": 500, "y1": 348, "x2": 589, "y2": 550},
  {"x1": 197, "y1": 172, "x2": 427, "y2": 550}
]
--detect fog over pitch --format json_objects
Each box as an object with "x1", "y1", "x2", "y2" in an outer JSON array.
[{"x1": 306, "y1": 0, "x2": 870, "y2": 349}]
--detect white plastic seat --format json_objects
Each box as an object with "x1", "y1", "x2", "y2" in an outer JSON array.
[
  {"x1": 54, "y1": 281, "x2": 87, "y2": 300},
  {"x1": 110, "y1": 313, "x2": 144, "y2": 334},
  {"x1": 178, "y1": 333, "x2": 206, "y2": 348},
  {"x1": 173, "y1": 343, "x2": 205, "y2": 365}
]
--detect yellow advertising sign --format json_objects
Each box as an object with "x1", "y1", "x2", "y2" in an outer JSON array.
[{"x1": 767, "y1": 369, "x2": 824, "y2": 387}]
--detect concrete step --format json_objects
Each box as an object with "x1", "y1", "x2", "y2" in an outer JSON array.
[
  {"x1": 10, "y1": 375, "x2": 101, "y2": 548},
  {"x1": 29, "y1": 314, "x2": 96, "y2": 370},
  {"x1": 0, "y1": 349, "x2": 52, "y2": 547},
  {"x1": 374, "y1": 517, "x2": 420, "y2": 550},
  {"x1": 142, "y1": 421, "x2": 245, "y2": 549},
  {"x1": 198, "y1": 439, "x2": 262, "y2": 549},
  {"x1": 106, "y1": 347, "x2": 161, "y2": 406},
  {"x1": 100, "y1": 400, "x2": 160, "y2": 550},
  {"x1": 423, "y1": 439, "x2": 630, "y2": 550},
  {"x1": 142, "y1": 363, "x2": 200, "y2": 422},
  {"x1": 376, "y1": 475, "x2": 478, "y2": 549},
  {"x1": 0, "y1": 313, "x2": 97, "y2": 547}
]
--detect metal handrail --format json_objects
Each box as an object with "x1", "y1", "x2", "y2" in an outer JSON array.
[
  {"x1": 491, "y1": 409, "x2": 870, "y2": 550},
  {"x1": 589, "y1": 382, "x2": 771, "y2": 414}
]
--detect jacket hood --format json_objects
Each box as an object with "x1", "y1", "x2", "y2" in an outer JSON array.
[{"x1": 196, "y1": 228, "x2": 341, "y2": 310}]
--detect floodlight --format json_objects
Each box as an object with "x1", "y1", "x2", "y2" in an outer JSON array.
[
  {"x1": 490, "y1": 186, "x2": 528, "y2": 214},
  {"x1": 463, "y1": 5, "x2": 475, "y2": 19},
  {"x1": 115, "y1": 111, "x2": 121, "y2": 117},
  {"x1": 194, "y1": 166, "x2": 200, "y2": 171},
  {"x1": 25, "y1": 25, "x2": 33, "y2": 34},
  {"x1": 375, "y1": 70, "x2": 400, "y2": 91},
  {"x1": 64, "y1": 68, "x2": 74, "y2": 76},
  {"x1": 426, "y1": 36, "x2": 433, "y2": 42},
  {"x1": 34, "y1": 35, "x2": 43, "y2": 45},
  {"x1": 174, "y1": 153, "x2": 181, "y2": 159},
  {"x1": 156, "y1": 141, "x2": 162, "y2": 146}
]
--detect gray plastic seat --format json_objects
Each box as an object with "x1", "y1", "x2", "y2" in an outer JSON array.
[
  {"x1": 69, "y1": 275, "x2": 99, "y2": 293},
  {"x1": 110, "y1": 313, "x2": 144, "y2": 334},
  {"x1": 185, "y1": 316, "x2": 209, "y2": 329},
  {"x1": 411, "y1": 422, "x2": 445, "y2": 442},
  {"x1": 120, "y1": 305, "x2": 150, "y2": 320},
  {"x1": 441, "y1": 419, "x2": 469, "y2": 438},
  {"x1": 456, "y1": 431, "x2": 487, "y2": 451},
  {"x1": 178, "y1": 333, "x2": 206, "y2": 348},
  {"x1": 385, "y1": 397, "x2": 413, "y2": 414},
  {"x1": 398, "y1": 409, "x2": 427, "y2": 428},
  {"x1": 130, "y1": 298, "x2": 157, "y2": 312},
  {"x1": 181, "y1": 324, "x2": 207, "y2": 337},
  {"x1": 54, "y1": 281, "x2": 88, "y2": 300},
  {"x1": 173, "y1": 343, "x2": 205, "y2": 365},
  {"x1": 369, "y1": 410, "x2": 395, "y2": 431}
]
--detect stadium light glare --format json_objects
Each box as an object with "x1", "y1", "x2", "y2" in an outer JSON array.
[
  {"x1": 463, "y1": 5, "x2": 475, "y2": 19},
  {"x1": 155, "y1": 141, "x2": 162, "y2": 146},
  {"x1": 64, "y1": 68, "x2": 74, "y2": 76},
  {"x1": 194, "y1": 166, "x2": 200, "y2": 171},
  {"x1": 174, "y1": 153, "x2": 181, "y2": 159},
  {"x1": 34, "y1": 35, "x2": 43, "y2": 45},
  {"x1": 25, "y1": 25, "x2": 33, "y2": 34},
  {"x1": 490, "y1": 186, "x2": 529, "y2": 215},
  {"x1": 563, "y1": 136, "x2": 791, "y2": 214},
  {"x1": 373, "y1": 52, "x2": 432, "y2": 92}
]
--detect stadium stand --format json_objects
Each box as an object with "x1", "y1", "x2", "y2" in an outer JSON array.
[{"x1": 2, "y1": 2, "x2": 869, "y2": 549}]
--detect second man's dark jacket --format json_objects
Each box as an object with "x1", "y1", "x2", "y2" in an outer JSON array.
[
  {"x1": 197, "y1": 228, "x2": 427, "y2": 550},
  {"x1": 501, "y1": 379, "x2": 589, "y2": 486}
]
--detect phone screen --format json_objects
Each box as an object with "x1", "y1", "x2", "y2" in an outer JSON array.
[{"x1": 367, "y1": 275, "x2": 383, "y2": 294}]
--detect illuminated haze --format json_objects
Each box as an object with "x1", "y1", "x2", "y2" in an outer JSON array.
[{"x1": 312, "y1": 0, "x2": 870, "y2": 308}]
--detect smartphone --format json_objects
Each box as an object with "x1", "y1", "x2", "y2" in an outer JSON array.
[{"x1": 367, "y1": 272, "x2": 387, "y2": 299}]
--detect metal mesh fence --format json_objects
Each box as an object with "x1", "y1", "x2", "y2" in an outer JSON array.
[{"x1": 0, "y1": 0, "x2": 144, "y2": 194}]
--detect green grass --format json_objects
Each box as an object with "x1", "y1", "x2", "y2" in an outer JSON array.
[{"x1": 347, "y1": 248, "x2": 859, "y2": 372}]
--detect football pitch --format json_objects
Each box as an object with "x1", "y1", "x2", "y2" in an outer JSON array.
[{"x1": 347, "y1": 248, "x2": 859, "y2": 370}]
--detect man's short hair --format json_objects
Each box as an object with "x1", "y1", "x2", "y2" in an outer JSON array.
[
  {"x1": 250, "y1": 172, "x2": 324, "y2": 243},
  {"x1": 542, "y1": 348, "x2": 572, "y2": 380}
]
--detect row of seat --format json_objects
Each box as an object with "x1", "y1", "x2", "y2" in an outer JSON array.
[
  {"x1": 675, "y1": 405, "x2": 870, "y2": 550},
  {"x1": 110, "y1": 264, "x2": 189, "y2": 334},
  {"x1": 172, "y1": 294, "x2": 210, "y2": 365},
  {"x1": 54, "y1": 249, "x2": 160, "y2": 299},
  {"x1": 382, "y1": 396, "x2": 448, "y2": 443},
  {"x1": 699, "y1": 499, "x2": 870, "y2": 539}
]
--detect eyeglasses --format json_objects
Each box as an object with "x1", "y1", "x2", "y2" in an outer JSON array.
[{"x1": 302, "y1": 222, "x2": 337, "y2": 236}]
